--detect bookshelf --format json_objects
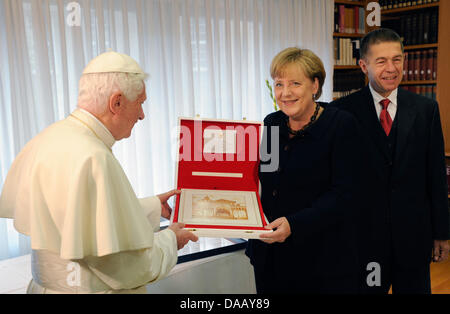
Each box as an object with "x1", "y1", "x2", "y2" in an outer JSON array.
[
  {"x1": 436, "y1": 1, "x2": 450, "y2": 155},
  {"x1": 380, "y1": 0, "x2": 450, "y2": 154},
  {"x1": 333, "y1": 0, "x2": 368, "y2": 100}
]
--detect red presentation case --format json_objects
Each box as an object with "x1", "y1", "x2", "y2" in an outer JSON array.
[{"x1": 172, "y1": 117, "x2": 272, "y2": 239}]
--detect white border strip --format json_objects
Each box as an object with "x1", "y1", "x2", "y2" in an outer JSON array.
[{"x1": 192, "y1": 171, "x2": 243, "y2": 178}]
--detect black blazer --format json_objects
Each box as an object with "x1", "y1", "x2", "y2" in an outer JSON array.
[
  {"x1": 246, "y1": 104, "x2": 362, "y2": 290},
  {"x1": 331, "y1": 86, "x2": 449, "y2": 268}
]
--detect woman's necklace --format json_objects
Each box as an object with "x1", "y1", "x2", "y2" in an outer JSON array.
[{"x1": 287, "y1": 102, "x2": 321, "y2": 137}]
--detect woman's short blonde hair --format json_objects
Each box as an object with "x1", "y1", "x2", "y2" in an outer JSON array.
[{"x1": 270, "y1": 47, "x2": 326, "y2": 100}]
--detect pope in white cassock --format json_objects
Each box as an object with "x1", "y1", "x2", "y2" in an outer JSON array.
[{"x1": 0, "y1": 51, "x2": 198, "y2": 293}]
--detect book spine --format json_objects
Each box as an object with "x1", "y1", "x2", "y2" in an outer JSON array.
[
  {"x1": 344, "y1": 38, "x2": 348, "y2": 65},
  {"x1": 345, "y1": 8, "x2": 350, "y2": 34},
  {"x1": 338, "y1": 38, "x2": 342, "y2": 65},
  {"x1": 411, "y1": 14, "x2": 418, "y2": 45},
  {"x1": 350, "y1": 7, "x2": 355, "y2": 34},
  {"x1": 339, "y1": 5, "x2": 345, "y2": 33},
  {"x1": 433, "y1": 49, "x2": 437, "y2": 80},
  {"x1": 417, "y1": 13, "x2": 424, "y2": 45},
  {"x1": 403, "y1": 52, "x2": 409, "y2": 81},
  {"x1": 334, "y1": 38, "x2": 337, "y2": 65},
  {"x1": 334, "y1": 5, "x2": 339, "y2": 33},
  {"x1": 359, "y1": 7, "x2": 365, "y2": 34},
  {"x1": 352, "y1": 40, "x2": 359, "y2": 65},
  {"x1": 426, "y1": 49, "x2": 433, "y2": 81},
  {"x1": 431, "y1": 10, "x2": 438, "y2": 43},
  {"x1": 400, "y1": 16, "x2": 406, "y2": 44},
  {"x1": 345, "y1": 38, "x2": 353, "y2": 65},
  {"x1": 419, "y1": 50, "x2": 426, "y2": 81},
  {"x1": 408, "y1": 50, "x2": 414, "y2": 81},
  {"x1": 405, "y1": 15, "x2": 412, "y2": 46},
  {"x1": 423, "y1": 12, "x2": 430, "y2": 44},
  {"x1": 414, "y1": 51, "x2": 420, "y2": 81}
]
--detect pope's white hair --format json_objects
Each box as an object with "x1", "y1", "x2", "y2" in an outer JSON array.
[{"x1": 77, "y1": 72, "x2": 148, "y2": 116}]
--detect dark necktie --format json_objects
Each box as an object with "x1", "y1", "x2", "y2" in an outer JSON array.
[{"x1": 379, "y1": 99, "x2": 392, "y2": 136}]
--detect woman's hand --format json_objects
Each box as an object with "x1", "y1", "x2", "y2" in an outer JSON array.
[{"x1": 259, "y1": 217, "x2": 291, "y2": 244}]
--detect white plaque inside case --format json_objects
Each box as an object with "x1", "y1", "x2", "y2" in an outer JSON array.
[
  {"x1": 179, "y1": 189, "x2": 261, "y2": 227},
  {"x1": 175, "y1": 189, "x2": 271, "y2": 238}
]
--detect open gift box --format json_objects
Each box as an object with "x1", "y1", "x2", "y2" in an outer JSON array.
[{"x1": 171, "y1": 117, "x2": 272, "y2": 239}]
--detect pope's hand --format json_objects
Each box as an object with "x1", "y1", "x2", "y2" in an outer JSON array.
[
  {"x1": 168, "y1": 223, "x2": 199, "y2": 250},
  {"x1": 157, "y1": 189, "x2": 181, "y2": 219},
  {"x1": 259, "y1": 217, "x2": 291, "y2": 244}
]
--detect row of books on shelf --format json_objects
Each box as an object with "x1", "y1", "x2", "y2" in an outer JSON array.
[
  {"x1": 380, "y1": 0, "x2": 439, "y2": 10},
  {"x1": 334, "y1": 38, "x2": 359, "y2": 66},
  {"x1": 333, "y1": 70, "x2": 365, "y2": 92},
  {"x1": 383, "y1": 11, "x2": 439, "y2": 46},
  {"x1": 402, "y1": 85, "x2": 436, "y2": 100},
  {"x1": 334, "y1": 4, "x2": 365, "y2": 34},
  {"x1": 403, "y1": 49, "x2": 437, "y2": 81}
]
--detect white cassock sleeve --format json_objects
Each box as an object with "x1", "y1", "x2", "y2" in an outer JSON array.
[
  {"x1": 139, "y1": 196, "x2": 162, "y2": 232},
  {"x1": 82, "y1": 228, "x2": 177, "y2": 290}
]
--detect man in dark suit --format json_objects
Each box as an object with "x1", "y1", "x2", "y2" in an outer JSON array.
[{"x1": 331, "y1": 28, "x2": 449, "y2": 294}]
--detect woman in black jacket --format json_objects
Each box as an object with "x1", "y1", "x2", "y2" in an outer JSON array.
[{"x1": 246, "y1": 47, "x2": 363, "y2": 294}]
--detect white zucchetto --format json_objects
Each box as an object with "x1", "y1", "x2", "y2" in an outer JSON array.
[{"x1": 82, "y1": 51, "x2": 146, "y2": 75}]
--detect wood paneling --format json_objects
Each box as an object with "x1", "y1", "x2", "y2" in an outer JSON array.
[{"x1": 436, "y1": 0, "x2": 450, "y2": 154}]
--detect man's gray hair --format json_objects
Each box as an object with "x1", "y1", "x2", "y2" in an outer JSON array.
[{"x1": 77, "y1": 72, "x2": 148, "y2": 115}]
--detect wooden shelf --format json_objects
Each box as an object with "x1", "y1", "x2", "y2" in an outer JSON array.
[
  {"x1": 334, "y1": 0, "x2": 365, "y2": 6},
  {"x1": 334, "y1": 65, "x2": 360, "y2": 70},
  {"x1": 400, "y1": 80, "x2": 437, "y2": 85},
  {"x1": 333, "y1": 32, "x2": 365, "y2": 38},
  {"x1": 437, "y1": 1, "x2": 450, "y2": 154},
  {"x1": 381, "y1": 2, "x2": 439, "y2": 15},
  {"x1": 404, "y1": 43, "x2": 438, "y2": 50}
]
